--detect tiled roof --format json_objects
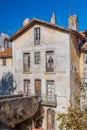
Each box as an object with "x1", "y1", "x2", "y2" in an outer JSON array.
[
  {"x1": 80, "y1": 32, "x2": 86, "y2": 38},
  {"x1": 79, "y1": 31, "x2": 87, "y2": 51},
  {"x1": 0, "y1": 48, "x2": 12, "y2": 58},
  {"x1": 81, "y1": 42, "x2": 87, "y2": 50}
]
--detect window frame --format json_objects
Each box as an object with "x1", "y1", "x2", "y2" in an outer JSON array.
[
  {"x1": 3, "y1": 58, "x2": 6, "y2": 66},
  {"x1": 34, "y1": 52, "x2": 40, "y2": 64},
  {"x1": 35, "y1": 79, "x2": 41, "y2": 95},
  {"x1": 23, "y1": 53, "x2": 30, "y2": 73},
  {"x1": 83, "y1": 78, "x2": 87, "y2": 87},
  {"x1": 4, "y1": 38, "x2": 9, "y2": 50},
  {"x1": 46, "y1": 51, "x2": 54, "y2": 72},
  {"x1": 24, "y1": 79, "x2": 30, "y2": 94},
  {"x1": 47, "y1": 80, "x2": 55, "y2": 96},
  {"x1": 34, "y1": 27, "x2": 40, "y2": 45},
  {"x1": 84, "y1": 54, "x2": 87, "y2": 64},
  {"x1": 47, "y1": 109, "x2": 55, "y2": 130}
]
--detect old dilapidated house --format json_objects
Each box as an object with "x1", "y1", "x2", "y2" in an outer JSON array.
[
  {"x1": 0, "y1": 14, "x2": 87, "y2": 129},
  {"x1": 7, "y1": 14, "x2": 87, "y2": 130}
]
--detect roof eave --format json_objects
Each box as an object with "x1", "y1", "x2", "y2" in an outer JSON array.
[
  {"x1": 8, "y1": 18, "x2": 87, "y2": 42},
  {"x1": 0, "y1": 55, "x2": 12, "y2": 58},
  {"x1": 8, "y1": 19, "x2": 70, "y2": 42}
]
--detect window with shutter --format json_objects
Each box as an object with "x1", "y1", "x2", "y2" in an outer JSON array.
[{"x1": 35, "y1": 79, "x2": 41, "y2": 95}]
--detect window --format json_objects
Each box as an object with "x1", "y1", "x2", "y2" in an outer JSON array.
[
  {"x1": 35, "y1": 52, "x2": 40, "y2": 64},
  {"x1": 47, "y1": 80, "x2": 55, "y2": 96},
  {"x1": 23, "y1": 53, "x2": 30, "y2": 72},
  {"x1": 4, "y1": 38, "x2": 9, "y2": 50},
  {"x1": 47, "y1": 109, "x2": 55, "y2": 130},
  {"x1": 83, "y1": 78, "x2": 87, "y2": 87},
  {"x1": 3, "y1": 58, "x2": 6, "y2": 66},
  {"x1": 47, "y1": 80, "x2": 55, "y2": 102},
  {"x1": 46, "y1": 51, "x2": 54, "y2": 72},
  {"x1": 35, "y1": 79, "x2": 41, "y2": 95},
  {"x1": 24, "y1": 79, "x2": 30, "y2": 94},
  {"x1": 34, "y1": 27, "x2": 40, "y2": 45},
  {"x1": 84, "y1": 54, "x2": 87, "y2": 64}
]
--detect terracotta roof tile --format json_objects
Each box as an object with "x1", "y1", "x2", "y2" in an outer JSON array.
[
  {"x1": 80, "y1": 32, "x2": 86, "y2": 38},
  {"x1": 0, "y1": 48, "x2": 12, "y2": 58}
]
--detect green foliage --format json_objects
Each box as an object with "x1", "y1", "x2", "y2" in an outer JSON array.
[{"x1": 57, "y1": 105, "x2": 87, "y2": 130}]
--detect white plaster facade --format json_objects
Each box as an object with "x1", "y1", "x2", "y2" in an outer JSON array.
[{"x1": 9, "y1": 18, "x2": 83, "y2": 130}]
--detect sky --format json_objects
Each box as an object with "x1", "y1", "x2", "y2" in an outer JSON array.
[{"x1": 0, "y1": 0, "x2": 87, "y2": 36}]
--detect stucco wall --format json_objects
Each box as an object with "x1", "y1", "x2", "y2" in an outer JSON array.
[
  {"x1": 13, "y1": 24, "x2": 70, "y2": 108},
  {"x1": 12, "y1": 24, "x2": 71, "y2": 130}
]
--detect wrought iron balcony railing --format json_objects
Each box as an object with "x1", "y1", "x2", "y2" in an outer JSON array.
[{"x1": 39, "y1": 94, "x2": 57, "y2": 107}]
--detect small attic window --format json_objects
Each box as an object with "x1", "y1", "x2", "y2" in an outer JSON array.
[
  {"x1": 4, "y1": 38, "x2": 9, "y2": 50},
  {"x1": 34, "y1": 27, "x2": 40, "y2": 45}
]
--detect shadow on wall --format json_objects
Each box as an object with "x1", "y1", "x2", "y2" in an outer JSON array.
[{"x1": 0, "y1": 72, "x2": 16, "y2": 95}]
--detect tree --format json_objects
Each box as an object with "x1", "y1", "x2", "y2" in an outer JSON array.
[{"x1": 57, "y1": 95, "x2": 87, "y2": 130}]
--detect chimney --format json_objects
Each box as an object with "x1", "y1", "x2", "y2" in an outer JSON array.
[
  {"x1": 23, "y1": 18, "x2": 30, "y2": 27},
  {"x1": 68, "y1": 15, "x2": 79, "y2": 31},
  {"x1": 51, "y1": 12, "x2": 57, "y2": 25}
]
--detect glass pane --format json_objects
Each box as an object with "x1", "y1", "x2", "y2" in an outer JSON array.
[
  {"x1": 24, "y1": 79, "x2": 30, "y2": 94},
  {"x1": 23, "y1": 53, "x2": 30, "y2": 72},
  {"x1": 46, "y1": 51, "x2": 54, "y2": 72}
]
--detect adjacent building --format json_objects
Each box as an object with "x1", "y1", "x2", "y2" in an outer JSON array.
[{"x1": 0, "y1": 33, "x2": 13, "y2": 95}]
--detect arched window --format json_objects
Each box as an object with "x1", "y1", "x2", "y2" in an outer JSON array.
[
  {"x1": 47, "y1": 109, "x2": 55, "y2": 130},
  {"x1": 4, "y1": 38, "x2": 9, "y2": 50}
]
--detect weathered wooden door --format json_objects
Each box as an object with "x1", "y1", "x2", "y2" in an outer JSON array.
[{"x1": 35, "y1": 79, "x2": 41, "y2": 95}]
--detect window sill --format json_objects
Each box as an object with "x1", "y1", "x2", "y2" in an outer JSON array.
[
  {"x1": 22, "y1": 72, "x2": 31, "y2": 74},
  {"x1": 33, "y1": 44, "x2": 41, "y2": 47},
  {"x1": 45, "y1": 72, "x2": 56, "y2": 74}
]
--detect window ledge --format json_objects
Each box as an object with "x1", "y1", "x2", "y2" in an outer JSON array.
[
  {"x1": 22, "y1": 72, "x2": 31, "y2": 74},
  {"x1": 45, "y1": 72, "x2": 56, "y2": 74},
  {"x1": 33, "y1": 44, "x2": 42, "y2": 47}
]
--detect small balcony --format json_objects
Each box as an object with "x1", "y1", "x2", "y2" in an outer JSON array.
[{"x1": 40, "y1": 94, "x2": 57, "y2": 107}]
